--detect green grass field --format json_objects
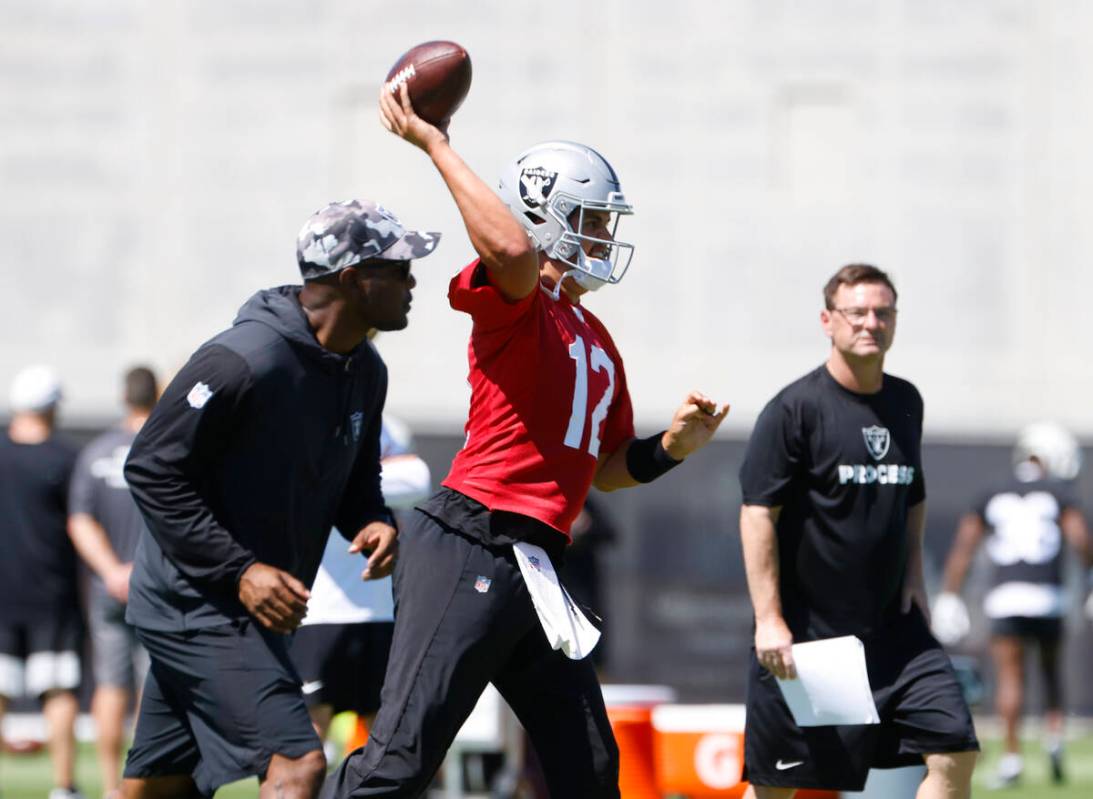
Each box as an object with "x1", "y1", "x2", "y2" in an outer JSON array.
[
  {"x1": 2, "y1": 732, "x2": 1091, "y2": 797},
  {"x1": 1, "y1": 743, "x2": 256, "y2": 799},
  {"x1": 970, "y1": 735, "x2": 1093, "y2": 798}
]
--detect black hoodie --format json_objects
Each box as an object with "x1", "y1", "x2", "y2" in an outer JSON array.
[{"x1": 125, "y1": 286, "x2": 391, "y2": 631}]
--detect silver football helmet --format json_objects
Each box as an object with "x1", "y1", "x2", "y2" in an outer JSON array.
[
  {"x1": 1013, "y1": 421, "x2": 1082, "y2": 481},
  {"x1": 497, "y1": 141, "x2": 634, "y2": 292}
]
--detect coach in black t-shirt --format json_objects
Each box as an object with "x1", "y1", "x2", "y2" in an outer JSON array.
[{"x1": 738, "y1": 264, "x2": 978, "y2": 797}]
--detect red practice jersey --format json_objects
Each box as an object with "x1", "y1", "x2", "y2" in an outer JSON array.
[{"x1": 442, "y1": 260, "x2": 635, "y2": 536}]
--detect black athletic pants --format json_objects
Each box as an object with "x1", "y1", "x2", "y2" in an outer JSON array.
[{"x1": 321, "y1": 509, "x2": 619, "y2": 798}]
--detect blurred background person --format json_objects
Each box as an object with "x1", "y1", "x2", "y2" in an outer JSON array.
[
  {"x1": 290, "y1": 413, "x2": 430, "y2": 763},
  {"x1": 560, "y1": 497, "x2": 617, "y2": 673},
  {"x1": 0, "y1": 365, "x2": 85, "y2": 799},
  {"x1": 933, "y1": 421, "x2": 1091, "y2": 788},
  {"x1": 67, "y1": 365, "x2": 159, "y2": 799}
]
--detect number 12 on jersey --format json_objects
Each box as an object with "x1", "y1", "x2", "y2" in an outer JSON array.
[{"x1": 564, "y1": 335, "x2": 615, "y2": 459}]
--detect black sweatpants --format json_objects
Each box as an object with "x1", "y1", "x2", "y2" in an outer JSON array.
[{"x1": 321, "y1": 509, "x2": 619, "y2": 798}]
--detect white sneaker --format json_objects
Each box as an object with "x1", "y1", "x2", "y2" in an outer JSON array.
[
  {"x1": 48, "y1": 789, "x2": 87, "y2": 799},
  {"x1": 987, "y1": 752, "x2": 1023, "y2": 790}
]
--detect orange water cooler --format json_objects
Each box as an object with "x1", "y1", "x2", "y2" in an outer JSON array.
[
  {"x1": 652, "y1": 704, "x2": 748, "y2": 798},
  {"x1": 603, "y1": 684, "x2": 678, "y2": 799}
]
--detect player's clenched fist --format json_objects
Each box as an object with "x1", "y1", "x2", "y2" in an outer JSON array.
[{"x1": 237, "y1": 562, "x2": 310, "y2": 634}]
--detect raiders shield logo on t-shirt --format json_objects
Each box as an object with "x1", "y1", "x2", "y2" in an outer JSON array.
[{"x1": 862, "y1": 425, "x2": 891, "y2": 460}]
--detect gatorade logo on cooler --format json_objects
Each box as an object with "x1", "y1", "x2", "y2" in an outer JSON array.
[{"x1": 694, "y1": 733, "x2": 742, "y2": 789}]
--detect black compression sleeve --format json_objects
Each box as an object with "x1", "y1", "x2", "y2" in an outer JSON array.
[{"x1": 625, "y1": 432, "x2": 682, "y2": 483}]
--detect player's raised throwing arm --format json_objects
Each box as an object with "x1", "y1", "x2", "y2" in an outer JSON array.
[
  {"x1": 740, "y1": 504, "x2": 797, "y2": 680},
  {"x1": 379, "y1": 83, "x2": 538, "y2": 300}
]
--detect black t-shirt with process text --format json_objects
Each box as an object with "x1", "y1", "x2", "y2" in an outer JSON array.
[{"x1": 739, "y1": 366, "x2": 926, "y2": 640}]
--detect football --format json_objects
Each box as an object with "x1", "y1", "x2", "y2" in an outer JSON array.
[{"x1": 384, "y1": 40, "x2": 472, "y2": 126}]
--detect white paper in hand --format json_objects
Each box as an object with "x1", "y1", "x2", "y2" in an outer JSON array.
[
  {"x1": 512, "y1": 541, "x2": 600, "y2": 659},
  {"x1": 775, "y1": 635, "x2": 880, "y2": 726}
]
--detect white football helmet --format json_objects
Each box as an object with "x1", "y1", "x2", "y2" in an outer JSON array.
[
  {"x1": 1013, "y1": 421, "x2": 1082, "y2": 481},
  {"x1": 497, "y1": 141, "x2": 634, "y2": 292}
]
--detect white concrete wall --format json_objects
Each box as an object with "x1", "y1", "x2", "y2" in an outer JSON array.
[{"x1": 1, "y1": 0, "x2": 1091, "y2": 437}]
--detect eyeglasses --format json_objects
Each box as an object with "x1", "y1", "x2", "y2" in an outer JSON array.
[{"x1": 832, "y1": 306, "x2": 897, "y2": 324}]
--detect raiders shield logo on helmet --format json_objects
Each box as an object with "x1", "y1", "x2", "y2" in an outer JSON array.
[
  {"x1": 519, "y1": 166, "x2": 558, "y2": 208},
  {"x1": 862, "y1": 425, "x2": 891, "y2": 460}
]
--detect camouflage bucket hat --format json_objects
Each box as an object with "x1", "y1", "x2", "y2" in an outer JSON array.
[{"x1": 296, "y1": 199, "x2": 441, "y2": 279}]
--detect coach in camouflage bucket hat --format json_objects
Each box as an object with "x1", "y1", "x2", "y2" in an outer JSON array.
[{"x1": 296, "y1": 199, "x2": 441, "y2": 279}]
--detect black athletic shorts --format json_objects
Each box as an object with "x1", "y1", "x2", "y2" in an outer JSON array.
[
  {"x1": 744, "y1": 608, "x2": 979, "y2": 792},
  {"x1": 989, "y1": 615, "x2": 1062, "y2": 642},
  {"x1": 291, "y1": 622, "x2": 394, "y2": 715},
  {"x1": 124, "y1": 619, "x2": 321, "y2": 796},
  {"x1": 0, "y1": 610, "x2": 83, "y2": 698}
]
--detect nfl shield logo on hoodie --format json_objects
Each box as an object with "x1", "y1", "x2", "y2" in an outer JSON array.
[{"x1": 187, "y1": 382, "x2": 214, "y2": 409}]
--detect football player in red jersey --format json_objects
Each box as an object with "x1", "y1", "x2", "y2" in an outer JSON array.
[{"x1": 321, "y1": 86, "x2": 728, "y2": 799}]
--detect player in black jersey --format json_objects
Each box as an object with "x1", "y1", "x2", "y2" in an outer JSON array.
[
  {"x1": 738, "y1": 264, "x2": 978, "y2": 798},
  {"x1": 934, "y1": 422, "x2": 1090, "y2": 787}
]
